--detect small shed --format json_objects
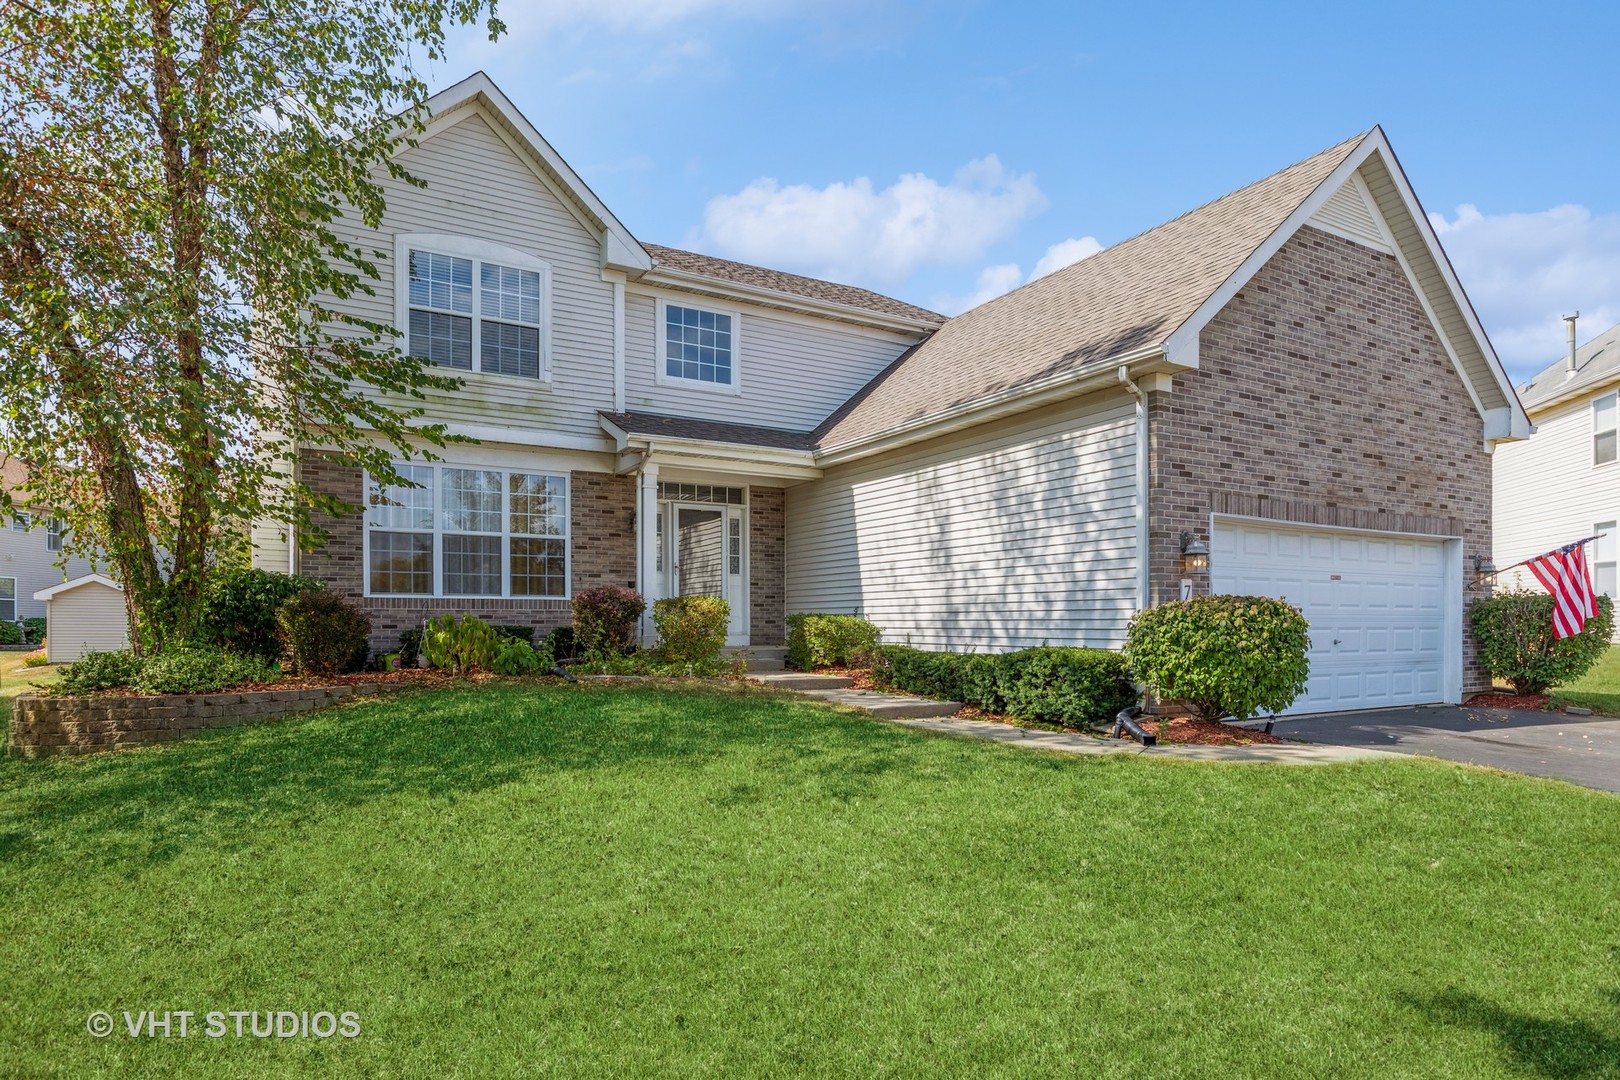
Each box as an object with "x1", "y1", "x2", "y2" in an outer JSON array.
[{"x1": 35, "y1": 574, "x2": 129, "y2": 663}]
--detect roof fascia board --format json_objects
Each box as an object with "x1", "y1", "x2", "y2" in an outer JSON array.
[
  {"x1": 814, "y1": 345, "x2": 1170, "y2": 465},
  {"x1": 1522, "y1": 371, "x2": 1620, "y2": 418},
  {"x1": 34, "y1": 573, "x2": 122, "y2": 600},
  {"x1": 599, "y1": 416, "x2": 821, "y2": 474},
  {"x1": 638, "y1": 266, "x2": 942, "y2": 335}
]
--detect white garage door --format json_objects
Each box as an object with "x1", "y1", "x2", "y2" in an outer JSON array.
[{"x1": 1210, "y1": 520, "x2": 1455, "y2": 715}]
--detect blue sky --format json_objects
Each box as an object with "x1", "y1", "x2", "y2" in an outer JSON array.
[{"x1": 434, "y1": 0, "x2": 1620, "y2": 385}]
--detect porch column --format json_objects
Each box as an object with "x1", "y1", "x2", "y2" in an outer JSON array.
[{"x1": 637, "y1": 460, "x2": 660, "y2": 644}]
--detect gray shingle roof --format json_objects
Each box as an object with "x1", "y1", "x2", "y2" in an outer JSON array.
[
  {"x1": 644, "y1": 244, "x2": 945, "y2": 326},
  {"x1": 1516, "y1": 321, "x2": 1620, "y2": 411},
  {"x1": 813, "y1": 132, "x2": 1371, "y2": 448},
  {"x1": 600, "y1": 411, "x2": 817, "y2": 451}
]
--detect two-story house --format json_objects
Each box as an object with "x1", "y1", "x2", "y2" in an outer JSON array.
[
  {"x1": 1, "y1": 459, "x2": 99, "y2": 626},
  {"x1": 254, "y1": 72, "x2": 1528, "y2": 716}
]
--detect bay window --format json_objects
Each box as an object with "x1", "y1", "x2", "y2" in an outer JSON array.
[
  {"x1": 398, "y1": 234, "x2": 550, "y2": 381},
  {"x1": 366, "y1": 464, "x2": 568, "y2": 598}
]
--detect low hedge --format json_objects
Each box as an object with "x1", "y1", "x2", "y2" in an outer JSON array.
[
  {"x1": 874, "y1": 644, "x2": 1135, "y2": 726},
  {"x1": 1469, "y1": 589, "x2": 1615, "y2": 694},
  {"x1": 787, "y1": 613, "x2": 882, "y2": 670}
]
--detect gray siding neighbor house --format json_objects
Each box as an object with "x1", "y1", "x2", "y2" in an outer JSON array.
[
  {"x1": 254, "y1": 72, "x2": 1528, "y2": 716},
  {"x1": 0, "y1": 459, "x2": 100, "y2": 625}
]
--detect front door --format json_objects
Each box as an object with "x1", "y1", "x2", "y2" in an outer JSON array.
[{"x1": 665, "y1": 502, "x2": 747, "y2": 644}]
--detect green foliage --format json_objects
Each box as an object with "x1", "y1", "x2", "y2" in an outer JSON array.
[
  {"x1": 421, "y1": 613, "x2": 501, "y2": 674},
  {"x1": 22, "y1": 649, "x2": 49, "y2": 668},
  {"x1": 489, "y1": 636, "x2": 556, "y2": 677},
  {"x1": 132, "y1": 645, "x2": 278, "y2": 695},
  {"x1": 0, "y1": 0, "x2": 504, "y2": 648},
  {"x1": 275, "y1": 591, "x2": 370, "y2": 675},
  {"x1": 1469, "y1": 590, "x2": 1615, "y2": 694},
  {"x1": 1125, "y1": 595, "x2": 1311, "y2": 721},
  {"x1": 21, "y1": 617, "x2": 47, "y2": 645},
  {"x1": 58, "y1": 650, "x2": 144, "y2": 693},
  {"x1": 875, "y1": 645, "x2": 1133, "y2": 726},
  {"x1": 786, "y1": 613, "x2": 883, "y2": 670},
  {"x1": 544, "y1": 625, "x2": 579, "y2": 663},
  {"x1": 398, "y1": 628, "x2": 424, "y2": 668},
  {"x1": 197, "y1": 567, "x2": 321, "y2": 660},
  {"x1": 0, "y1": 622, "x2": 20, "y2": 646},
  {"x1": 491, "y1": 625, "x2": 536, "y2": 646},
  {"x1": 571, "y1": 587, "x2": 645, "y2": 661},
  {"x1": 653, "y1": 596, "x2": 730, "y2": 665},
  {"x1": 583, "y1": 651, "x2": 739, "y2": 678}
]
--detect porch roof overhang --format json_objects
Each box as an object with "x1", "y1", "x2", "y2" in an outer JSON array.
[{"x1": 598, "y1": 412, "x2": 823, "y2": 482}]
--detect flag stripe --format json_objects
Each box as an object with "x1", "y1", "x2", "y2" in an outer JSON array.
[{"x1": 1525, "y1": 541, "x2": 1597, "y2": 640}]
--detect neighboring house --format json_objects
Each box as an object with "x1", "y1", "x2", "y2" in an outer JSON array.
[
  {"x1": 0, "y1": 459, "x2": 99, "y2": 625},
  {"x1": 1493, "y1": 320, "x2": 1620, "y2": 615},
  {"x1": 254, "y1": 72, "x2": 1527, "y2": 715}
]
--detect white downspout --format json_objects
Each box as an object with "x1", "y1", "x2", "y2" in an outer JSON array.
[
  {"x1": 1118, "y1": 366, "x2": 1150, "y2": 611},
  {"x1": 636, "y1": 451, "x2": 661, "y2": 644},
  {"x1": 611, "y1": 276, "x2": 626, "y2": 413}
]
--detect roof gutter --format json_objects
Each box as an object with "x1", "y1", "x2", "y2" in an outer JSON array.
[
  {"x1": 638, "y1": 266, "x2": 943, "y2": 336},
  {"x1": 814, "y1": 343, "x2": 1170, "y2": 466}
]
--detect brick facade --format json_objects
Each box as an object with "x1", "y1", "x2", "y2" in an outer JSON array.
[
  {"x1": 298, "y1": 456, "x2": 636, "y2": 654},
  {"x1": 749, "y1": 487, "x2": 786, "y2": 645},
  {"x1": 1147, "y1": 225, "x2": 1493, "y2": 694}
]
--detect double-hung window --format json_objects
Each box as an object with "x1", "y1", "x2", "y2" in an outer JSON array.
[
  {"x1": 1596, "y1": 523, "x2": 1617, "y2": 601},
  {"x1": 399, "y1": 234, "x2": 550, "y2": 381},
  {"x1": 656, "y1": 299, "x2": 740, "y2": 392},
  {"x1": 0, "y1": 577, "x2": 13, "y2": 622},
  {"x1": 46, "y1": 518, "x2": 63, "y2": 553},
  {"x1": 366, "y1": 464, "x2": 568, "y2": 598},
  {"x1": 1595, "y1": 392, "x2": 1617, "y2": 465}
]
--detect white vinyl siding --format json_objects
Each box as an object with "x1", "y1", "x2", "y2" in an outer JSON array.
[
  {"x1": 1306, "y1": 174, "x2": 1393, "y2": 254},
  {"x1": 626, "y1": 289, "x2": 920, "y2": 430},
  {"x1": 0, "y1": 525, "x2": 99, "y2": 621},
  {"x1": 43, "y1": 580, "x2": 130, "y2": 663},
  {"x1": 786, "y1": 394, "x2": 1139, "y2": 650}
]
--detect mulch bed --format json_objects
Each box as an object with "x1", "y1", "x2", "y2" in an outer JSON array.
[
  {"x1": 1464, "y1": 691, "x2": 1559, "y2": 711},
  {"x1": 1135, "y1": 716, "x2": 1286, "y2": 746}
]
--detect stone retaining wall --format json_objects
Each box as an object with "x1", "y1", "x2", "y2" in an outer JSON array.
[{"x1": 7, "y1": 684, "x2": 381, "y2": 758}]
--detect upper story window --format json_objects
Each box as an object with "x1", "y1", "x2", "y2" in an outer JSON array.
[
  {"x1": 46, "y1": 518, "x2": 63, "y2": 552},
  {"x1": 656, "y1": 299, "x2": 740, "y2": 393},
  {"x1": 1596, "y1": 522, "x2": 1617, "y2": 600},
  {"x1": 11, "y1": 512, "x2": 29, "y2": 532},
  {"x1": 1595, "y1": 392, "x2": 1617, "y2": 465},
  {"x1": 397, "y1": 234, "x2": 551, "y2": 381}
]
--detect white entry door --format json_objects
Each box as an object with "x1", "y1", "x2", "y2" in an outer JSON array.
[
  {"x1": 664, "y1": 502, "x2": 748, "y2": 645},
  {"x1": 1210, "y1": 520, "x2": 1457, "y2": 714}
]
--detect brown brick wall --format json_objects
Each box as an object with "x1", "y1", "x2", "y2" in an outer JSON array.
[
  {"x1": 297, "y1": 456, "x2": 636, "y2": 654},
  {"x1": 1148, "y1": 225, "x2": 1493, "y2": 694},
  {"x1": 8, "y1": 685, "x2": 381, "y2": 758},
  {"x1": 749, "y1": 487, "x2": 786, "y2": 644}
]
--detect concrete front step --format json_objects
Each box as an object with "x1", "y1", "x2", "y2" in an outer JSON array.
[
  {"x1": 746, "y1": 672, "x2": 854, "y2": 691},
  {"x1": 803, "y1": 688, "x2": 961, "y2": 719}
]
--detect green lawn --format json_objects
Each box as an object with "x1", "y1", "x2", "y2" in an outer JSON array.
[
  {"x1": 2, "y1": 681, "x2": 1617, "y2": 1078},
  {"x1": 1, "y1": 648, "x2": 60, "y2": 727},
  {"x1": 1555, "y1": 643, "x2": 1620, "y2": 715}
]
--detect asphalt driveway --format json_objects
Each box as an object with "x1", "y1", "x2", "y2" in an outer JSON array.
[{"x1": 1272, "y1": 704, "x2": 1620, "y2": 794}]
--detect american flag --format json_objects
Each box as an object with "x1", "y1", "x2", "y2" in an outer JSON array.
[{"x1": 1525, "y1": 540, "x2": 1598, "y2": 639}]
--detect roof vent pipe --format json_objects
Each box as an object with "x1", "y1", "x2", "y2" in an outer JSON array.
[{"x1": 1566, "y1": 311, "x2": 1580, "y2": 376}]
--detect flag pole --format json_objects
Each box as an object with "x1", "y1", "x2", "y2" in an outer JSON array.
[{"x1": 1489, "y1": 533, "x2": 1607, "y2": 579}]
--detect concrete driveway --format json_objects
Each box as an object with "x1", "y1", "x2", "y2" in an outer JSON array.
[{"x1": 1272, "y1": 704, "x2": 1620, "y2": 794}]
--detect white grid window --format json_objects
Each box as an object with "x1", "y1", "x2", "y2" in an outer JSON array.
[
  {"x1": 408, "y1": 251, "x2": 473, "y2": 370},
  {"x1": 1596, "y1": 393, "x2": 1617, "y2": 466},
  {"x1": 0, "y1": 577, "x2": 13, "y2": 622},
  {"x1": 402, "y1": 238, "x2": 549, "y2": 380},
  {"x1": 728, "y1": 516, "x2": 742, "y2": 576},
  {"x1": 366, "y1": 464, "x2": 569, "y2": 598},
  {"x1": 46, "y1": 518, "x2": 63, "y2": 552},
  {"x1": 664, "y1": 304, "x2": 734, "y2": 386}
]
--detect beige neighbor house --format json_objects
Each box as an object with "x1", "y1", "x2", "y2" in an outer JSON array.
[
  {"x1": 252, "y1": 72, "x2": 1529, "y2": 716},
  {"x1": 1494, "y1": 320, "x2": 1620, "y2": 619}
]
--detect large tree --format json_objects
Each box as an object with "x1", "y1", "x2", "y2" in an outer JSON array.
[{"x1": 0, "y1": 0, "x2": 502, "y2": 648}]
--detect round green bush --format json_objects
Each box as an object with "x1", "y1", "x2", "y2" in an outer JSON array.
[
  {"x1": 1469, "y1": 589, "x2": 1615, "y2": 694},
  {"x1": 198, "y1": 567, "x2": 322, "y2": 660},
  {"x1": 422, "y1": 613, "x2": 502, "y2": 674},
  {"x1": 491, "y1": 637, "x2": 548, "y2": 676},
  {"x1": 1125, "y1": 595, "x2": 1311, "y2": 721},
  {"x1": 58, "y1": 649, "x2": 144, "y2": 693},
  {"x1": 0, "y1": 621, "x2": 21, "y2": 646},
  {"x1": 654, "y1": 596, "x2": 730, "y2": 665},
  {"x1": 571, "y1": 586, "x2": 645, "y2": 660},
  {"x1": 786, "y1": 614, "x2": 882, "y2": 670},
  {"x1": 275, "y1": 591, "x2": 370, "y2": 674}
]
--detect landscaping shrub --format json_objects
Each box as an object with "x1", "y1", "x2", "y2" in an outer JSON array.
[
  {"x1": 994, "y1": 646, "x2": 1136, "y2": 725},
  {"x1": 1125, "y1": 595, "x2": 1311, "y2": 720},
  {"x1": 491, "y1": 625, "x2": 536, "y2": 646},
  {"x1": 491, "y1": 636, "x2": 552, "y2": 676},
  {"x1": 22, "y1": 649, "x2": 48, "y2": 667},
  {"x1": 544, "y1": 625, "x2": 579, "y2": 663},
  {"x1": 276, "y1": 590, "x2": 370, "y2": 675},
  {"x1": 21, "y1": 617, "x2": 46, "y2": 645},
  {"x1": 654, "y1": 596, "x2": 730, "y2": 665},
  {"x1": 1469, "y1": 589, "x2": 1615, "y2": 694},
  {"x1": 786, "y1": 613, "x2": 882, "y2": 670},
  {"x1": 198, "y1": 566, "x2": 321, "y2": 660},
  {"x1": 422, "y1": 613, "x2": 502, "y2": 674},
  {"x1": 875, "y1": 645, "x2": 970, "y2": 700},
  {"x1": 58, "y1": 649, "x2": 143, "y2": 693},
  {"x1": 133, "y1": 645, "x2": 277, "y2": 695},
  {"x1": 572, "y1": 586, "x2": 644, "y2": 660},
  {"x1": 398, "y1": 628, "x2": 423, "y2": 668},
  {"x1": 0, "y1": 622, "x2": 21, "y2": 646}
]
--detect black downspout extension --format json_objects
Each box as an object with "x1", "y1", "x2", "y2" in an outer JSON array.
[
  {"x1": 550, "y1": 665, "x2": 577, "y2": 683},
  {"x1": 1112, "y1": 705, "x2": 1157, "y2": 747}
]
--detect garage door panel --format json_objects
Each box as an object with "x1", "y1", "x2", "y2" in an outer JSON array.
[{"x1": 1211, "y1": 521, "x2": 1455, "y2": 714}]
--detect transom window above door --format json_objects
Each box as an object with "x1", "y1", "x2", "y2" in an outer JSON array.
[
  {"x1": 656, "y1": 299, "x2": 740, "y2": 392},
  {"x1": 397, "y1": 234, "x2": 551, "y2": 381}
]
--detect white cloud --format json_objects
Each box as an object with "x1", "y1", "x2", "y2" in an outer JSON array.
[
  {"x1": 1429, "y1": 203, "x2": 1620, "y2": 383},
  {"x1": 933, "y1": 235, "x2": 1103, "y2": 315},
  {"x1": 691, "y1": 156, "x2": 1048, "y2": 286}
]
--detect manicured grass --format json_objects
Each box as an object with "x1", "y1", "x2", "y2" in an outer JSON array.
[
  {"x1": 2, "y1": 681, "x2": 1617, "y2": 1077},
  {"x1": 0, "y1": 648, "x2": 60, "y2": 727},
  {"x1": 1554, "y1": 643, "x2": 1620, "y2": 715}
]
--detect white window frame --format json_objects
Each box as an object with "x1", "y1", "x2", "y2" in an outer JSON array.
[
  {"x1": 0, "y1": 576, "x2": 13, "y2": 622},
  {"x1": 654, "y1": 297, "x2": 743, "y2": 395},
  {"x1": 1596, "y1": 521, "x2": 1617, "y2": 601},
  {"x1": 362, "y1": 463, "x2": 571, "y2": 600},
  {"x1": 395, "y1": 233, "x2": 553, "y2": 383},
  {"x1": 46, "y1": 518, "x2": 63, "y2": 553},
  {"x1": 11, "y1": 511, "x2": 29, "y2": 532},
  {"x1": 1594, "y1": 391, "x2": 1617, "y2": 467}
]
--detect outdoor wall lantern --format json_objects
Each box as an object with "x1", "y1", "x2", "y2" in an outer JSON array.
[
  {"x1": 1472, "y1": 552, "x2": 1496, "y2": 588},
  {"x1": 1180, "y1": 531, "x2": 1210, "y2": 575}
]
